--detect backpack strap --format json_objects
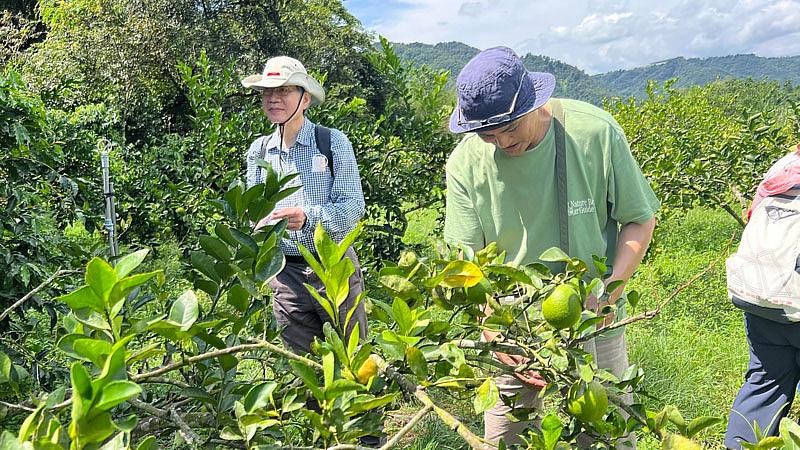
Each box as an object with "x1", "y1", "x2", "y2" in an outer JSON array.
[
  {"x1": 551, "y1": 99, "x2": 569, "y2": 255},
  {"x1": 314, "y1": 124, "x2": 334, "y2": 177}
]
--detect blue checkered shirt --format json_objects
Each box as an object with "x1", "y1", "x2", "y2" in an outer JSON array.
[{"x1": 245, "y1": 118, "x2": 365, "y2": 256}]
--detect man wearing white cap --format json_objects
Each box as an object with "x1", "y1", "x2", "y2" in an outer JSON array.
[
  {"x1": 242, "y1": 56, "x2": 367, "y2": 355},
  {"x1": 445, "y1": 47, "x2": 659, "y2": 447}
]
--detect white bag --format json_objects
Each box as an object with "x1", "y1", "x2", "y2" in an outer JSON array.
[{"x1": 726, "y1": 187, "x2": 800, "y2": 320}]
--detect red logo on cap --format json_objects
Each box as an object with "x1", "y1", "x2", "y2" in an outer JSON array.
[{"x1": 266, "y1": 72, "x2": 281, "y2": 76}]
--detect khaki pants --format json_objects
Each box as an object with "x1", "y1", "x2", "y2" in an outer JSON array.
[{"x1": 484, "y1": 332, "x2": 637, "y2": 449}]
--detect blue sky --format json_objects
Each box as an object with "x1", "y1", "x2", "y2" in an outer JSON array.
[{"x1": 343, "y1": 0, "x2": 800, "y2": 74}]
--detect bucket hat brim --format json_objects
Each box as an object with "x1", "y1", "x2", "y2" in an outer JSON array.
[
  {"x1": 241, "y1": 65, "x2": 325, "y2": 106},
  {"x1": 449, "y1": 70, "x2": 555, "y2": 134}
]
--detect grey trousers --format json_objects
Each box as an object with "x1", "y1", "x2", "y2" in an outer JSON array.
[
  {"x1": 269, "y1": 247, "x2": 367, "y2": 354},
  {"x1": 484, "y1": 332, "x2": 637, "y2": 449}
]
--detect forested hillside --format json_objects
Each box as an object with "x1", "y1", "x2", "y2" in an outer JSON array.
[
  {"x1": 394, "y1": 41, "x2": 610, "y2": 104},
  {"x1": 394, "y1": 42, "x2": 800, "y2": 101}
]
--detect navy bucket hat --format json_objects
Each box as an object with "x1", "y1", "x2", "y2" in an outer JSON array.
[{"x1": 449, "y1": 46, "x2": 556, "y2": 133}]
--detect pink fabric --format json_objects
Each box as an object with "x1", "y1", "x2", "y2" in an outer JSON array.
[{"x1": 748, "y1": 144, "x2": 800, "y2": 220}]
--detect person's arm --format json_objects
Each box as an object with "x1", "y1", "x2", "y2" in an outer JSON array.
[
  {"x1": 272, "y1": 131, "x2": 365, "y2": 232},
  {"x1": 588, "y1": 216, "x2": 656, "y2": 327}
]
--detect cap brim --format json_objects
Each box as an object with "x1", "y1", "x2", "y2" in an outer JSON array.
[{"x1": 449, "y1": 71, "x2": 556, "y2": 133}]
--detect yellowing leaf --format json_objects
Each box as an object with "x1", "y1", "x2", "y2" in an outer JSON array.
[{"x1": 440, "y1": 260, "x2": 483, "y2": 288}]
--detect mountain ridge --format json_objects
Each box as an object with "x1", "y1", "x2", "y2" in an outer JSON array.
[{"x1": 392, "y1": 41, "x2": 800, "y2": 104}]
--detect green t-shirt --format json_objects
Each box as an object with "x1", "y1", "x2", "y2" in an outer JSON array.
[{"x1": 444, "y1": 97, "x2": 660, "y2": 280}]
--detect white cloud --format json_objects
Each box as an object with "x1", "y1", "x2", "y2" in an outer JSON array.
[{"x1": 349, "y1": 0, "x2": 800, "y2": 74}]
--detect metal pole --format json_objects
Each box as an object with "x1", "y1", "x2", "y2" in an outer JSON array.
[{"x1": 100, "y1": 141, "x2": 118, "y2": 259}]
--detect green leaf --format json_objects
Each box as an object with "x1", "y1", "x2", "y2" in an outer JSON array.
[
  {"x1": 327, "y1": 259, "x2": 355, "y2": 308},
  {"x1": 323, "y1": 322, "x2": 349, "y2": 366},
  {"x1": 780, "y1": 418, "x2": 800, "y2": 450},
  {"x1": 243, "y1": 382, "x2": 278, "y2": 413},
  {"x1": 72, "y1": 338, "x2": 114, "y2": 368},
  {"x1": 380, "y1": 274, "x2": 420, "y2": 301},
  {"x1": 376, "y1": 330, "x2": 407, "y2": 361},
  {"x1": 289, "y1": 361, "x2": 323, "y2": 401},
  {"x1": 0, "y1": 352, "x2": 11, "y2": 383},
  {"x1": 72, "y1": 412, "x2": 115, "y2": 445},
  {"x1": 539, "y1": 247, "x2": 571, "y2": 262},
  {"x1": 227, "y1": 284, "x2": 250, "y2": 313},
  {"x1": 305, "y1": 283, "x2": 336, "y2": 324},
  {"x1": 314, "y1": 222, "x2": 339, "y2": 270},
  {"x1": 333, "y1": 222, "x2": 363, "y2": 263},
  {"x1": 392, "y1": 298, "x2": 414, "y2": 336},
  {"x1": 324, "y1": 379, "x2": 364, "y2": 400},
  {"x1": 194, "y1": 279, "x2": 220, "y2": 298},
  {"x1": 17, "y1": 404, "x2": 44, "y2": 444},
  {"x1": 405, "y1": 346, "x2": 428, "y2": 379},
  {"x1": 758, "y1": 437, "x2": 786, "y2": 449},
  {"x1": 86, "y1": 257, "x2": 118, "y2": 305},
  {"x1": 346, "y1": 393, "x2": 400, "y2": 415},
  {"x1": 473, "y1": 378, "x2": 499, "y2": 414},
  {"x1": 114, "y1": 249, "x2": 149, "y2": 278},
  {"x1": 114, "y1": 271, "x2": 160, "y2": 298},
  {"x1": 98, "y1": 432, "x2": 129, "y2": 449},
  {"x1": 168, "y1": 291, "x2": 199, "y2": 331},
  {"x1": 58, "y1": 285, "x2": 105, "y2": 314},
  {"x1": 322, "y1": 350, "x2": 335, "y2": 388},
  {"x1": 135, "y1": 436, "x2": 158, "y2": 450},
  {"x1": 440, "y1": 260, "x2": 483, "y2": 288},
  {"x1": 215, "y1": 224, "x2": 238, "y2": 247},
  {"x1": 191, "y1": 251, "x2": 220, "y2": 282},
  {"x1": 541, "y1": 413, "x2": 564, "y2": 450},
  {"x1": 253, "y1": 246, "x2": 285, "y2": 283},
  {"x1": 686, "y1": 416, "x2": 723, "y2": 438},
  {"x1": 297, "y1": 243, "x2": 326, "y2": 279},
  {"x1": 231, "y1": 228, "x2": 259, "y2": 258},
  {"x1": 70, "y1": 362, "x2": 93, "y2": 401},
  {"x1": 95, "y1": 381, "x2": 141, "y2": 411},
  {"x1": 200, "y1": 235, "x2": 233, "y2": 262}
]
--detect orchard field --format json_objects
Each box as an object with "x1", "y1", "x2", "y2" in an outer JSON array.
[{"x1": 2, "y1": 1, "x2": 800, "y2": 449}]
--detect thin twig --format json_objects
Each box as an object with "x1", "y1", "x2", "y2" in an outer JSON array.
[
  {"x1": 137, "y1": 376, "x2": 190, "y2": 388},
  {"x1": 132, "y1": 340, "x2": 321, "y2": 382},
  {"x1": 0, "y1": 400, "x2": 35, "y2": 412},
  {"x1": 577, "y1": 233, "x2": 734, "y2": 343},
  {"x1": 0, "y1": 269, "x2": 78, "y2": 322}
]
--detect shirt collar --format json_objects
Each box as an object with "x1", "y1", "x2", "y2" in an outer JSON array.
[{"x1": 265, "y1": 117, "x2": 315, "y2": 153}]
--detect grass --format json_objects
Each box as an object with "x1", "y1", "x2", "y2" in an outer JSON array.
[{"x1": 398, "y1": 206, "x2": 749, "y2": 449}]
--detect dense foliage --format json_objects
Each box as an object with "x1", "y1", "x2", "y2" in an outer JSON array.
[{"x1": 3, "y1": 1, "x2": 800, "y2": 448}]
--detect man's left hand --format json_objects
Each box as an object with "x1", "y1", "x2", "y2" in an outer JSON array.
[{"x1": 270, "y1": 207, "x2": 306, "y2": 231}]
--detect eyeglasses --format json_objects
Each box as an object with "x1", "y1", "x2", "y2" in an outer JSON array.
[
  {"x1": 262, "y1": 86, "x2": 300, "y2": 98},
  {"x1": 456, "y1": 72, "x2": 525, "y2": 128}
]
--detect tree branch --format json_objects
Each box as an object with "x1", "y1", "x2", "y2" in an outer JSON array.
[
  {"x1": 372, "y1": 355, "x2": 495, "y2": 450},
  {"x1": 131, "y1": 340, "x2": 321, "y2": 382},
  {"x1": 577, "y1": 235, "x2": 732, "y2": 343},
  {"x1": 0, "y1": 269, "x2": 79, "y2": 322},
  {"x1": 379, "y1": 403, "x2": 434, "y2": 450}
]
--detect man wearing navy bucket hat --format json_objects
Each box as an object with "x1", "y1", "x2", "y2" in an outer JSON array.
[{"x1": 444, "y1": 47, "x2": 660, "y2": 447}]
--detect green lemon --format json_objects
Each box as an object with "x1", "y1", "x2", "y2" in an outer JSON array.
[
  {"x1": 567, "y1": 380, "x2": 608, "y2": 423},
  {"x1": 542, "y1": 284, "x2": 582, "y2": 330},
  {"x1": 661, "y1": 434, "x2": 702, "y2": 450}
]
